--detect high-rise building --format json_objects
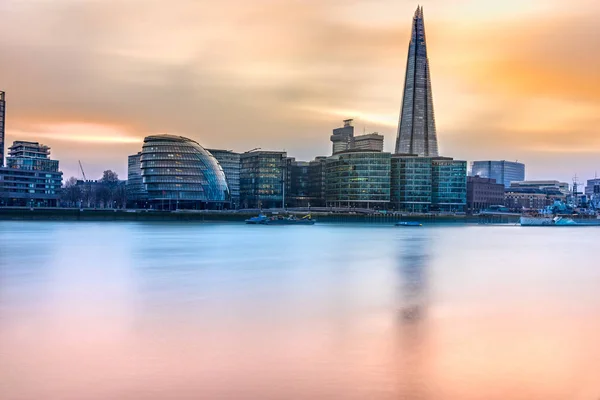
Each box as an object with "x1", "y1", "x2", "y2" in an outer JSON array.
[
  {"x1": 330, "y1": 119, "x2": 354, "y2": 155},
  {"x1": 325, "y1": 150, "x2": 391, "y2": 208},
  {"x1": 470, "y1": 160, "x2": 525, "y2": 188},
  {"x1": 391, "y1": 154, "x2": 433, "y2": 212},
  {"x1": 0, "y1": 91, "x2": 5, "y2": 167},
  {"x1": 353, "y1": 133, "x2": 384, "y2": 152},
  {"x1": 207, "y1": 149, "x2": 241, "y2": 208},
  {"x1": 0, "y1": 141, "x2": 62, "y2": 207},
  {"x1": 395, "y1": 7, "x2": 438, "y2": 157},
  {"x1": 239, "y1": 150, "x2": 287, "y2": 209}
]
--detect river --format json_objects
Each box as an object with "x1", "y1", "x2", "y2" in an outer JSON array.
[{"x1": 1, "y1": 221, "x2": 599, "y2": 400}]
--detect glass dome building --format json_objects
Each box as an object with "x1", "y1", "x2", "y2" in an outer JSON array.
[{"x1": 140, "y1": 135, "x2": 230, "y2": 208}]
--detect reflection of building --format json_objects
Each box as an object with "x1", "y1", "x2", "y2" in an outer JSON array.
[
  {"x1": 395, "y1": 7, "x2": 438, "y2": 157},
  {"x1": 131, "y1": 135, "x2": 229, "y2": 209},
  {"x1": 240, "y1": 150, "x2": 286, "y2": 209},
  {"x1": 0, "y1": 141, "x2": 62, "y2": 207},
  {"x1": 470, "y1": 160, "x2": 525, "y2": 188},
  {"x1": 391, "y1": 155, "x2": 466, "y2": 212},
  {"x1": 398, "y1": 233, "x2": 428, "y2": 322},
  {"x1": 207, "y1": 149, "x2": 241, "y2": 208},
  {"x1": 467, "y1": 176, "x2": 505, "y2": 213},
  {"x1": 0, "y1": 91, "x2": 5, "y2": 167},
  {"x1": 325, "y1": 150, "x2": 391, "y2": 208}
]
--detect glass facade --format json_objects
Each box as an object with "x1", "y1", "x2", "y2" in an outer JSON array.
[
  {"x1": 126, "y1": 152, "x2": 145, "y2": 202},
  {"x1": 471, "y1": 160, "x2": 525, "y2": 188},
  {"x1": 239, "y1": 150, "x2": 287, "y2": 209},
  {"x1": 0, "y1": 91, "x2": 5, "y2": 167},
  {"x1": 325, "y1": 151, "x2": 391, "y2": 208},
  {"x1": 139, "y1": 135, "x2": 229, "y2": 207},
  {"x1": 391, "y1": 155, "x2": 432, "y2": 212},
  {"x1": 206, "y1": 149, "x2": 240, "y2": 208},
  {"x1": 395, "y1": 7, "x2": 438, "y2": 157},
  {"x1": 432, "y1": 158, "x2": 467, "y2": 212}
]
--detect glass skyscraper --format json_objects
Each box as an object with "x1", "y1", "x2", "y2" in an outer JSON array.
[
  {"x1": 471, "y1": 160, "x2": 525, "y2": 188},
  {"x1": 395, "y1": 6, "x2": 438, "y2": 157}
]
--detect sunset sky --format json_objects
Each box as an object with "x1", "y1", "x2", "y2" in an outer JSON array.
[{"x1": 1, "y1": 0, "x2": 598, "y2": 183}]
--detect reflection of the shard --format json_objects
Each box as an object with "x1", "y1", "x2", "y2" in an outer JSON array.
[{"x1": 396, "y1": 230, "x2": 431, "y2": 400}]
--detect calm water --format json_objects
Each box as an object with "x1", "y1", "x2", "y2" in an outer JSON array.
[{"x1": 1, "y1": 221, "x2": 599, "y2": 400}]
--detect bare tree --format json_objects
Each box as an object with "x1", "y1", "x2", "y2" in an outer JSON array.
[{"x1": 61, "y1": 177, "x2": 82, "y2": 207}]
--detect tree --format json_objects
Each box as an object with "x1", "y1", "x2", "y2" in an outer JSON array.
[
  {"x1": 99, "y1": 170, "x2": 120, "y2": 208},
  {"x1": 61, "y1": 177, "x2": 82, "y2": 207},
  {"x1": 100, "y1": 170, "x2": 119, "y2": 184}
]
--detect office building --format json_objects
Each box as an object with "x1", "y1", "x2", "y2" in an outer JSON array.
[
  {"x1": 504, "y1": 188, "x2": 559, "y2": 211},
  {"x1": 240, "y1": 150, "x2": 287, "y2": 209},
  {"x1": 137, "y1": 135, "x2": 230, "y2": 209},
  {"x1": 470, "y1": 160, "x2": 525, "y2": 188},
  {"x1": 285, "y1": 158, "x2": 313, "y2": 208},
  {"x1": 467, "y1": 176, "x2": 505, "y2": 213},
  {"x1": 307, "y1": 157, "x2": 327, "y2": 207},
  {"x1": 325, "y1": 150, "x2": 391, "y2": 208},
  {"x1": 395, "y1": 7, "x2": 439, "y2": 157},
  {"x1": 207, "y1": 149, "x2": 241, "y2": 208},
  {"x1": 391, "y1": 154, "x2": 432, "y2": 212},
  {"x1": 330, "y1": 119, "x2": 354, "y2": 155},
  {"x1": 0, "y1": 91, "x2": 5, "y2": 167},
  {"x1": 585, "y1": 178, "x2": 600, "y2": 198},
  {"x1": 432, "y1": 158, "x2": 467, "y2": 212},
  {"x1": 353, "y1": 133, "x2": 384, "y2": 152},
  {"x1": 126, "y1": 152, "x2": 145, "y2": 204},
  {"x1": 0, "y1": 141, "x2": 62, "y2": 207},
  {"x1": 510, "y1": 180, "x2": 569, "y2": 195}
]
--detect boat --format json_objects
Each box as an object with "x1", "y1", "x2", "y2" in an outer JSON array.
[
  {"x1": 245, "y1": 214, "x2": 268, "y2": 224},
  {"x1": 520, "y1": 215, "x2": 600, "y2": 226},
  {"x1": 262, "y1": 214, "x2": 316, "y2": 225},
  {"x1": 395, "y1": 221, "x2": 422, "y2": 227}
]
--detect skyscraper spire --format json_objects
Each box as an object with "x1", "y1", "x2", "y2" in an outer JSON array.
[{"x1": 394, "y1": 6, "x2": 438, "y2": 156}]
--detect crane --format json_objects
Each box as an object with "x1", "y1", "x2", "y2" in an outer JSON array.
[{"x1": 78, "y1": 160, "x2": 87, "y2": 181}]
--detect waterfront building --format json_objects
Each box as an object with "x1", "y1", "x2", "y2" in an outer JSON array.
[
  {"x1": 504, "y1": 188, "x2": 560, "y2": 212},
  {"x1": 467, "y1": 176, "x2": 505, "y2": 213},
  {"x1": 126, "y1": 152, "x2": 145, "y2": 204},
  {"x1": 206, "y1": 149, "x2": 241, "y2": 208},
  {"x1": 395, "y1": 7, "x2": 439, "y2": 157},
  {"x1": 325, "y1": 150, "x2": 391, "y2": 208},
  {"x1": 432, "y1": 158, "x2": 467, "y2": 212},
  {"x1": 585, "y1": 178, "x2": 600, "y2": 198},
  {"x1": 510, "y1": 180, "x2": 569, "y2": 195},
  {"x1": 240, "y1": 150, "x2": 287, "y2": 209},
  {"x1": 285, "y1": 158, "x2": 313, "y2": 208},
  {"x1": 470, "y1": 160, "x2": 525, "y2": 188},
  {"x1": 391, "y1": 154, "x2": 432, "y2": 212},
  {"x1": 353, "y1": 133, "x2": 384, "y2": 152},
  {"x1": 307, "y1": 157, "x2": 327, "y2": 207},
  {"x1": 0, "y1": 91, "x2": 5, "y2": 167},
  {"x1": 138, "y1": 135, "x2": 230, "y2": 209},
  {"x1": 330, "y1": 119, "x2": 354, "y2": 155},
  {"x1": 0, "y1": 140, "x2": 62, "y2": 207}
]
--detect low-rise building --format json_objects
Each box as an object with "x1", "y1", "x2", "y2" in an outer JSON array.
[
  {"x1": 467, "y1": 176, "x2": 505, "y2": 213},
  {"x1": 0, "y1": 141, "x2": 62, "y2": 207},
  {"x1": 510, "y1": 180, "x2": 570, "y2": 195}
]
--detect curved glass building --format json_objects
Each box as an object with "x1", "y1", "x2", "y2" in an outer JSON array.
[{"x1": 139, "y1": 135, "x2": 230, "y2": 208}]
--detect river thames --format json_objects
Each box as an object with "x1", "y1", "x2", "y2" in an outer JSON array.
[{"x1": 1, "y1": 221, "x2": 599, "y2": 400}]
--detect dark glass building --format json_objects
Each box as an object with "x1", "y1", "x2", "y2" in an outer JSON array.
[
  {"x1": 330, "y1": 119, "x2": 354, "y2": 155},
  {"x1": 395, "y1": 7, "x2": 438, "y2": 157},
  {"x1": 206, "y1": 149, "x2": 240, "y2": 208},
  {"x1": 325, "y1": 150, "x2": 391, "y2": 208},
  {"x1": 0, "y1": 141, "x2": 62, "y2": 207},
  {"x1": 470, "y1": 160, "x2": 525, "y2": 188},
  {"x1": 138, "y1": 135, "x2": 229, "y2": 209},
  {"x1": 239, "y1": 150, "x2": 287, "y2": 209},
  {"x1": 307, "y1": 157, "x2": 327, "y2": 207},
  {"x1": 0, "y1": 91, "x2": 5, "y2": 167},
  {"x1": 391, "y1": 154, "x2": 432, "y2": 212},
  {"x1": 126, "y1": 152, "x2": 145, "y2": 205},
  {"x1": 432, "y1": 158, "x2": 467, "y2": 212}
]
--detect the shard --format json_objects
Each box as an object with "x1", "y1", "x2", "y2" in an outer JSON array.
[{"x1": 395, "y1": 6, "x2": 438, "y2": 157}]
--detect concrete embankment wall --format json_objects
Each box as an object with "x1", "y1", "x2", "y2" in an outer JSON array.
[{"x1": 0, "y1": 208, "x2": 521, "y2": 224}]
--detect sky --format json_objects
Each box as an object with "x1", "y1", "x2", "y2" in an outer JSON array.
[{"x1": 0, "y1": 0, "x2": 599, "y2": 183}]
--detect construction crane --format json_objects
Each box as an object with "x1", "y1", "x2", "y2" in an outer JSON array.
[{"x1": 78, "y1": 160, "x2": 87, "y2": 181}]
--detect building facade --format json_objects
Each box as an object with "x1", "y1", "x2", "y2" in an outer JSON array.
[
  {"x1": 136, "y1": 135, "x2": 230, "y2": 209},
  {"x1": 126, "y1": 152, "x2": 145, "y2": 204},
  {"x1": 470, "y1": 160, "x2": 525, "y2": 188},
  {"x1": 391, "y1": 154, "x2": 432, "y2": 212},
  {"x1": 431, "y1": 158, "x2": 467, "y2": 212},
  {"x1": 510, "y1": 180, "x2": 569, "y2": 195},
  {"x1": 307, "y1": 157, "x2": 327, "y2": 207},
  {"x1": 504, "y1": 188, "x2": 558, "y2": 211},
  {"x1": 207, "y1": 149, "x2": 241, "y2": 208},
  {"x1": 325, "y1": 150, "x2": 391, "y2": 208},
  {"x1": 0, "y1": 91, "x2": 5, "y2": 167},
  {"x1": 239, "y1": 150, "x2": 287, "y2": 209},
  {"x1": 0, "y1": 141, "x2": 62, "y2": 207},
  {"x1": 585, "y1": 178, "x2": 600, "y2": 198},
  {"x1": 395, "y1": 7, "x2": 439, "y2": 157},
  {"x1": 467, "y1": 176, "x2": 505, "y2": 213},
  {"x1": 285, "y1": 159, "x2": 314, "y2": 208},
  {"x1": 330, "y1": 119, "x2": 355, "y2": 155},
  {"x1": 353, "y1": 133, "x2": 384, "y2": 152}
]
